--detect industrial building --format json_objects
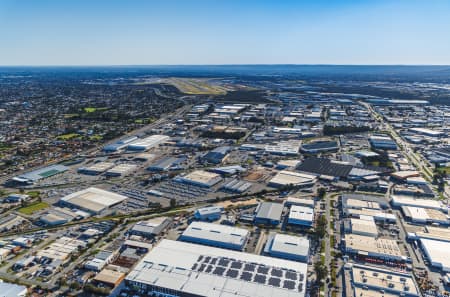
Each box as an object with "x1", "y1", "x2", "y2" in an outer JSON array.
[
  {"x1": 391, "y1": 195, "x2": 445, "y2": 211},
  {"x1": 0, "y1": 281, "x2": 27, "y2": 297},
  {"x1": 105, "y1": 163, "x2": 138, "y2": 177},
  {"x1": 174, "y1": 170, "x2": 222, "y2": 188},
  {"x1": 93, "y1": 268, "x2": 126, "y2": 288},
  {"x1": 77, "y1": 162, "x2": 115, "y2": 175},
  {"x1": 344, "y1": 234, "x2": 407, "y2": 262},
  {"x1": 203, "y1": 146, "x2": 231, "y2": 164},
  {"x1": 264, "y1": 233, "x2": 310, "y2": 262},
  {"x1": 148, "y1": 156, "x2": 186, "y2": 171},
  {"x1": 103, "y1": 136, "x2": 138, "y2": 152},
  {"x1": 130, "y1": 217, "x2": 172, "y2": 238},
  {"x1": 221, "y1": 179, "x2": 252, "y2": 193},
  {"x1": 179, "y1": 221, "x2": 249, "y2": 251},
  {"x1": 60, "y1": 187, "x2": 128, "y2": 214},
  {"x1": 344, "y1": 217, "x2": 378, "y2": 237},
  {"x1": 127, "y1": 134, "x2": 169, "y2": 151},
  {"x1": 264, "y1": 140, "x2": 301, "y2": 156},
  {"x1": 254, "y1": 202, "x2": 284, "y2": 225},
  {"x1": 12, "y1": 164, "x2": 68, "y2": 184},
  {"x1": 285, "y1": 197, "x2": 315, "y2": 208},
  {"x1": 369, "y1": 135, "x2": 398, "y2": 150},
  {"x1": 288, "y1": 205, "x2": 314, "y2": 227},
  {"x1": 194, "y1": 206, "x2": 223, "y2": 221},
  {"x1": 420, "y1": 239, "x2": 450, "y2": 272},
  {"x1": 125, "y1": 239, "x2": 308, "y2": 297},
  {"x1": 401, "y1": 206, "x2": 449, "y2": 225},
  {"x1": 346, "y1": 264, "x2": 420, "y2": 297},
  {"x1": 268, "y1": 171, "x2": 316, "y2": 188},
  {"x1": 300, "y1": 140, "x2": 339, "y2": 154},
  {"x1": 409, "y1": 127, "x2": 444, "y2": 138}
]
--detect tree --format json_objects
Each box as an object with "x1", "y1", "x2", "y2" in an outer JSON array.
[
  {"x1": 315, "y1": 214, "x2": 327, "y2": 238},
  {"x1": 317, "y1": 187, "x2": 326, "y2": 200},
  {"x1": 170, "y1": 198, "x2": 177, "y2": 208},
  {"x1": 314, "y1": 261, "x2": 328, "y2": 284}
]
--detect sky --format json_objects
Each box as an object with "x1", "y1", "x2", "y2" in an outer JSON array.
[{"x1": 0, "y1": 0, "x2": 450, "y2": 66}]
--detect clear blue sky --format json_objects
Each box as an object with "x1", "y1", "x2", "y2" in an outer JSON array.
[{"x1": 1, "y1": 0, "x2": 449, "y2": 65}]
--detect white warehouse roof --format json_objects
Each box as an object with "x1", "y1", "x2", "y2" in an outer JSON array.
[
  {"x1": 181, "y1": 221, "x2": 249, "y2": 248},
  {"x1": 126, "y1": 239, "x2": 308, "y2": 297},
  {"x1": 60, "y1": 187, "x2": 127, "y2": 213}
]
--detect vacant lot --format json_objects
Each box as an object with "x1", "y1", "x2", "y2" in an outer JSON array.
[{"x1": 18, "y1": 202, "x2": 49, "y2": 215}]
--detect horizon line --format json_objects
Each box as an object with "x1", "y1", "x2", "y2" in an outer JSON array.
[{"x1": 1, "y1": 63, "x2": 450, "y2": 67}]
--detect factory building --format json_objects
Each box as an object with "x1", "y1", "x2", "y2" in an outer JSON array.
[
  {"x1": 105, "y1": 163, "x2": 138, "y2": 177},
  {"x1": 194, "y1": 206, "x2": 224, "y2": 221},
  {"x1": 103, "y1": 136, "x2": 138, "y2": 152},
  {"x1": 264, "y1": 233, "x2": 309, "y2": 262},
  {"x1": 344, "y1": 217, "x2": 378, "y2": 237},
  {"x1": 60, "y1": 187, "x2": 128, "y2": 214},
  {"x1": 125, "y1": 239, "x2": 308, "y2": 297},
  {"x1": 401, "y1": 206, "x2": 449, "y2": 225},
  {"x1": 288, "y1": 205, "x2": 314, "y2": 227},
  {"x1": 285, "y1": 197, "x2": 315, "y2": 208},
  {"x1": 369, "y1": 135, "x2": 398, "y2": 150},
  {"x1": 344, "y1": 234, "x2": 407, "y2": 262},
  {"x1": 0, "y1": 282, "x2": 27, "y2": 297},
  {"x1": 345, "y1": 264, "x2": 420, "y2": 297},
  {"x1": 268, "y1": 171, "x2": 316, "y2": 188},
  {"x1": 12, "y1": 164, "x2": 68, "y2": 185},
  {"x1": 391, "y1": 195, "x2": 446, "y2": 211},
  {"x1": 254, "y1": 202, "x2": 284, "y2": 225},
  {"x1": 203, "y1": 146, "x2": 231, "y2": 164},
  {"x1": 174, "y1": 170, "x2": 222, "y2": 188},
  {"x1": 300, "y1": 140, "x2": 339, "y2": 154},
  {"x1": 130, "y1": 217, "x2": 172, "y2": 238},
  {"x1": 420, "y1": 239, "x2": 450, "y2": 272},
  {"x1": 77, "y1": 162, "x2": 115, "y2": 175},
  {"x1": 179, "y1": 221, "x2": 249, "y2": 251},
  {"x1": 127, "y1": 134, "x2": 169, "y2": 151}
]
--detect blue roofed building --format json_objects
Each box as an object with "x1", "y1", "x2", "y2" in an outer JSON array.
[
  {"x1": 203, "y1": 146, "x2": 231, "y2": 164},
  {"x1": 194, "y1": 206, "x2": 224, "y2": 221}
]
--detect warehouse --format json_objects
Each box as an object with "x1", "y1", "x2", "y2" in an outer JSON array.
[
  {"x1": 130, "y1": 217, "x2": 172, "y2": 238},
  {"x1": 401, "y1": 206, "x2": 449, "y2": 225},
  {"x1": 391, "y1": 195, "x2": 445, "y2": 211},
  {"x1": 409, "y1": 127, "x2": 444, "y2": 138},
  {"x1": 125, "y1": 239, "x2": 308, "y2": 297},
  {"x1": 103, "y1": 136, "x2": 138, "y2": 152},
  {"x1": 77, "y1": 162, "x2": 115, "y2": 175},
  {"x1": 369, "y1": 135, "x2": 397, "y2": 150},
  {"x1": 264, "y1": 140, "x2": 301, "y2": 156},
  {"x1": 148, "y1": 156, "x2": 185, "y2": 171},
  {"x1": 344, "y1": 234, "x2": 407, "y2": 262},
  {"x1": 346, "y1": 264, "x2": 420, "y2": 297},
  {"x1": 221, "y1": 179, "x2": 252, "y2": 193},
  {"x1": 179, "y1": 221, "x2": 249, "y2": 251},
  {"x1": 13, "y1": 164, "x2": 68, "y2": 184},
  {"x1": 0, "y1": 282, "x2": 27, "y2": 297},
  {"x1": 285, "y1": 197, "x2": 315, "y2": 208},
  {"x1": 127, "y1": 134, "x2": 169, "y2": 151},
  {"x1": 300, "y1": 140, "x2": 339, "y2": 154},
  {"x1": 288, "y1": 205, "x2": 314, "y2": 227},
  {"x1": 254, "y1": 202, "x2": 284, "y2": 225},
  {"x1": 268, "y1": 171, "x2": 316, "y2": 188},
  {"x1": 264, "y1": 233, "x2": 309, "y2": 262},
  {"x1": 60, "y1": 187, "x2": 128, "y2": 214},
  {"x1": 194, "y1": 206, "x2": 223, "y2": 221},
  {"x1": 203, "y1": 146, "x2": 231, "y2": 164},
  {"x1": 420, "y1": 239, "x2": 450, "y2": 272},
  {"x1": 344, "y1": 217, "x2": 378, "y2": 237},
  {"x1": 93, "y1": 268, "x2": 126, "y2": 288},
  {"x1": 105, "y1": 163, "x2": 138, "y2": 177},
  {"x1": 174, "y1": 170, "x2": 222, "y2": 187}
]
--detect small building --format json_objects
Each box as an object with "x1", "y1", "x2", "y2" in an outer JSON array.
[
  {"x1": 93, "y1": 268, "x2": 126, "y2": 288},
  {"x1": 254, "y1": 202, "x2": 283, "y2": 225},
  {"x1": 3, "y1": 194, "x2": 30, "y2": 203},
  {"x1": 179, "y1": 221, "x2": 249, "y2": 251},
  {"x1": 288, "y1": 205, "x2": 314, "y2": 227},
  {"x1": 264, "y1": 233, "x2": 309, "y2": 262},
  {"x1": 130, "y1": 217, "x2": 172, "y2": 237},
  {"x1": 194, "y1": 206, "x2": 224, "y2": 221}
]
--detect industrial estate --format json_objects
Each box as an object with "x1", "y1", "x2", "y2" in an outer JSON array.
[{"x1": 0, "y1": 66, "x2": 450, "y2": 297}]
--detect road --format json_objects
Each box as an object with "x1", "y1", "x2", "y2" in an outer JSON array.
[{"x1": 361, "y1": 102, "x2": 434, "y2": 182}]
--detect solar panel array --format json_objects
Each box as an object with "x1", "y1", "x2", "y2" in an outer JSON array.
[{"x1": 192, "y1": 255, "x2": 305, "y2": 293}]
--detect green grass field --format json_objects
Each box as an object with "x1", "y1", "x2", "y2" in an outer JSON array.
[
  {"x1": 84, "y1": 107, "x2": 108, "y2": 113},
  {"x1": 18, "y1": 202, "x2": 49, "y2": 215},
  {"x1": 57, "y1": 133, "x2": 79, "y2": 140}
]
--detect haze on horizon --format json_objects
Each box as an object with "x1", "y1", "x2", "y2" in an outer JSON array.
[{"x1": 1, "y1": 0, "x2": 450, "y2": 66}]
